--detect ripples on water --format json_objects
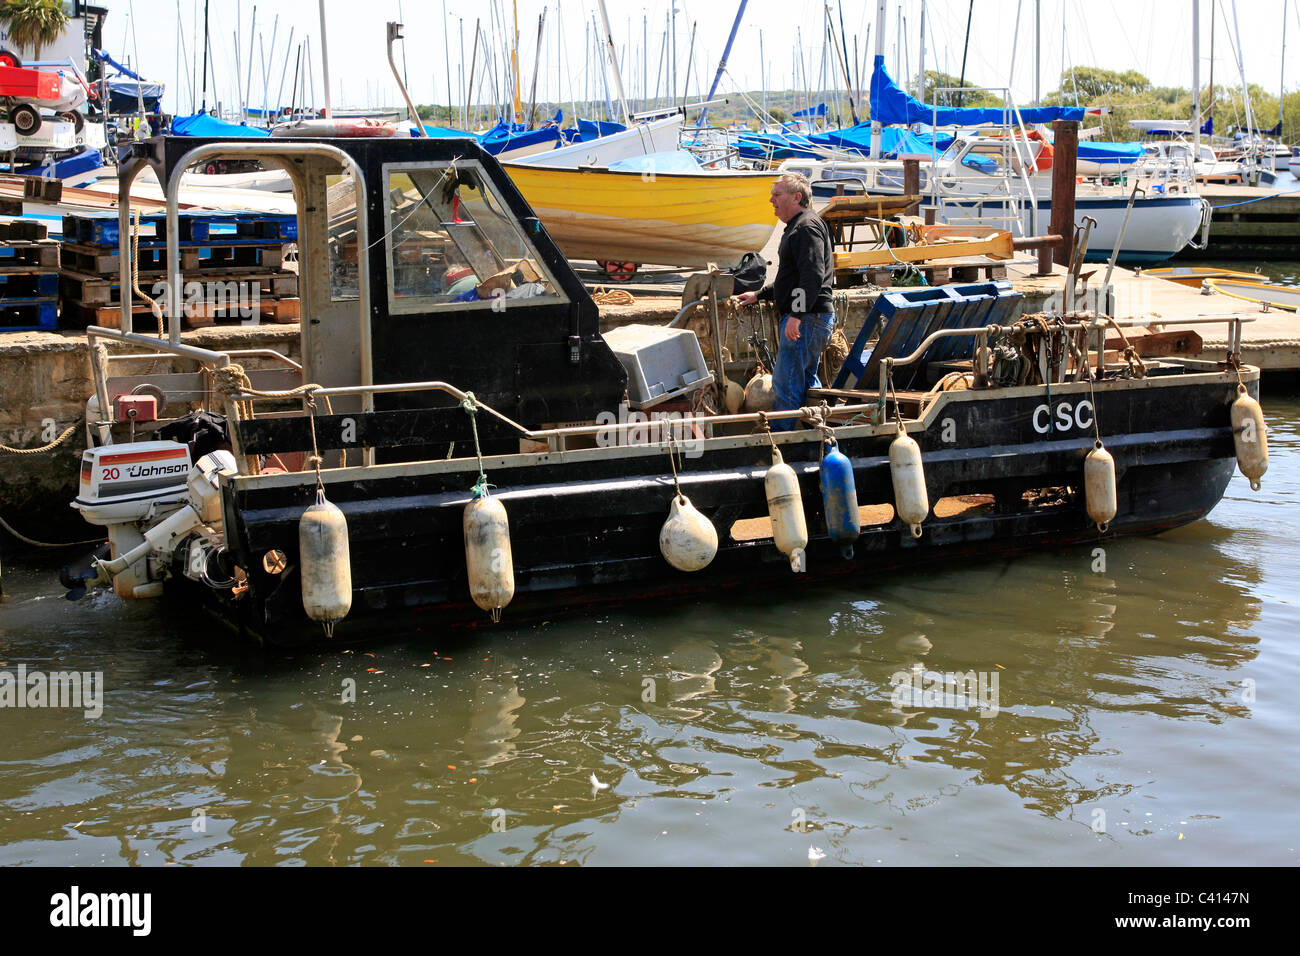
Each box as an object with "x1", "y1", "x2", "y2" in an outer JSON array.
[{"x1": 1, "y1": 400, "x2": 1298, "y2": 866}]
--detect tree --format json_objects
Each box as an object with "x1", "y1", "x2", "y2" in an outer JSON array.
[
  {"x1": 921, "y1": 71, "x2": 1003, "y2": 109},
  {"x1": 0, "y1": 0, "x2": 68, "y2": 60}
]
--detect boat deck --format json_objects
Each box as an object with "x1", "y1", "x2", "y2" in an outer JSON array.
[{"x1": 1005, "y1": 259, "x2": 1299, "y2": 370}]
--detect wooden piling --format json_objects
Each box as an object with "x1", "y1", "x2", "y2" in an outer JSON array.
[
  {"x1": 1049, "y1": 120, "x2": 1079, "y2": 266},
  {"x1": 903, "y1": 159, "x2": 921, "y2": 216}
]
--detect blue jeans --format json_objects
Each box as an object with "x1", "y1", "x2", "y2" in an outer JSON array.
[{"x1": 771, "y1": 312, "x2": 835, "y2": 432}]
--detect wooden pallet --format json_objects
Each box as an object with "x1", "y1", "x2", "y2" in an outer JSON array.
[
  {"x1": 0, "y1": 240, "x2": 60, "y2": 269},
  {"x1": 59, "y1": 268, "x2": 299, "y2": 306},
  {"x1": 61, "y1": 211, "x2": 297, "y2": 246},
  {"x1": 0, "y1": 267, "x2": 59, "y2": 298},
  {"x1": 61, "y1": 295, "x2": 300, "y2": 330},
  {"x1": 59, "y1": 240, "x2": 286, "y2": 275},
  {"x1": 0, "y1": 297, "x2": 58, "y2": 331},
  {"x1": 837, "y1": 257, "x2": 1009, "y2": 289}
]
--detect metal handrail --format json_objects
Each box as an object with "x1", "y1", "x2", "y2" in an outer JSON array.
[{"x1": 226, "y1": 377, "x2": 882, "y2": 446}]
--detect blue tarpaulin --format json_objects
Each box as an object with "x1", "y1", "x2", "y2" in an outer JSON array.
[
  {"x1": 578, "y1": 118, "x2": 626, "y2": 140},
  {"x1": 1077, "y1": 140, "x2": 1145, "y2": 165},
  {"x1": 808, "y1": 122, "x2": 953, "y2": 157},
  {"x1": 478, "y1": 110, "x2": 565, "y2": 154},
  {"x1": 793, "y1": 103, "x2": 827, "y2": 118},
  {"x1": 736, "y1": 130, "x2": 827, "y2": 161},
  {"x1": 870, "y1": 56, "x2": 1086, "y2": 126},
  {"x1": 105, "y1": 78, "x2": 164, "y2": 114},
  {"x1": 171, "y1": 111, "x2": 270, "y2": 137},
  {"x1": 416, "y1": 124, "x2": 473, "y2": 138}
]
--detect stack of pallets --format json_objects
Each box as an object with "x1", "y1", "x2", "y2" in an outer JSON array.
[
  {"x1": 0, "y1": 221, "x2": 60, "y2": 333},
  {"x1": 58, "y1": 211, "x2": 301, "y2": 329}
]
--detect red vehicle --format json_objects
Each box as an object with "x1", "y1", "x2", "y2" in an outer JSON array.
[{"x1": 0, "y1": 48, "x2": 91, "y2": 134}]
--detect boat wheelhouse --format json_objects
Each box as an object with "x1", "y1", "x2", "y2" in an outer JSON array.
[{"x1": 65, "y1": 133, "x2": 1267, "y2": 647}]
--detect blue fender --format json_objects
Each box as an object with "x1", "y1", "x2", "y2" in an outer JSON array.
[{"x1": 820, "y1": 441, "x2": 860, "y2": 559}]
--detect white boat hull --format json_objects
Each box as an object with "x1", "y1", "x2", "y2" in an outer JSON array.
[{"x1": 510, "y1": 115, "x2": 684, "y2": 168}]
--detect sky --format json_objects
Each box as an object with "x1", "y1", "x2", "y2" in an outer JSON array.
[{"x1": 105, "y1": 0, "x2": 1299, "y2": 119}]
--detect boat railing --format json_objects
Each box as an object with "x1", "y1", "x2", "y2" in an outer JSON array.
[
  {"x1": 878, "y1": 315, "x2": 1253, "y2": 419},
  {"x1": 84, "y1": 325, "x2": 302, "y2": 445},
  {"x1": 223, "y1": 378, "x2": 884, "y2": 460}
]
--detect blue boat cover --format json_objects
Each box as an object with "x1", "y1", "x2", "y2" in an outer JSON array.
[
  {"x1": 105, "y1": 78, "x2": 164, "y2": 113},
  {"x1": 416, "y1": 124, "x2": 472, "y2": 138},
  {"x1": 793, "y1": 103, "x2": 827, "y2": 118},
  {"x1": 17, "y1": 146, "x2": 104, "y2": 179},
  {"x1": 478, "y1": 110, "x2": 564, "y2": 154},
  {"x1": 809, "y1": 122, "x2": 952, "y2": 157},
  {"x1": 870, "y1": 56, "x2": 1086, "y2": 126},
  {"x1": 171, "y1": 111, "x2": 270, "y2": 137},
  {"x1": 1077, "y1": 140, "x2": 1144, "y2": 164},
  {"x1": 578, "y1": 118, "x2": 626, "y2": 140},
  {"x1": 608, "y1": 150, "x2": 702, "y2": 173},
  {"x1": 736, "y1": 130, "x2": 827, "y2": 161}
]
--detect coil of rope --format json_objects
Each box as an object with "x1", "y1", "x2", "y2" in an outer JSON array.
[{"x1": 592, "y1": 287, "x2": 636, "y2": 306}]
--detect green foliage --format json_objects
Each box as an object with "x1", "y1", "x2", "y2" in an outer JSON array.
[
  {"x1": 0, "y1": 0, "x2": 67, "y2": 60},
  {"x1": 920, "y1": 70, "x2": 1003, "y2": 109},
  {"x1": 1039, "y1": 66, "x2": 1300, "y2": 143}
]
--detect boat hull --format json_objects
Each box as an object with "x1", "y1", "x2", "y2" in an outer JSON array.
[
  {"x1": 936, "y1": 195, "x2": 1207, "y2": 264},
  {"x1": 504, "y1": 164, "x2": 778, "y2": 268},
  {"x1": 211, "y1": 369, "x2": 1249, "y2": 647}
]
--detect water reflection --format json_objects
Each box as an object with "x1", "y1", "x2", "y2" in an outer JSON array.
[{"x1": 0, "y1": 403, "x2": 1293, "y2": 865}]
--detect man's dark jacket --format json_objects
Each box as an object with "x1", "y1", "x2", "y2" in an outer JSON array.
[{"x1": 757, "y1": 207, "x2": 834, "y2": 315}]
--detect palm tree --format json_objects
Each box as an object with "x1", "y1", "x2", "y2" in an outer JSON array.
[{"x1": 0, "y1": 0, "x2": 69, "y2": 61}]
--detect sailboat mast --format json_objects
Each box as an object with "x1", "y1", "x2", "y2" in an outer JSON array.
[
  {"x1": 527, "y1": 9, "x2": 546, "y2": 127},
  {"x1": 1280, "y1": 0, "x2": 1288, "y2": 135},
  {"x1": 699, "y1": 0, "x2": 749, "y2": 127},
  {"x1": 200, "y1": 0, "x2": 210, "y2": 111},
  {"x1": 443, "y1": 0, "x2": 453, "y2": 125},
  {"x1": 512, "y1": 0, "x2": 522, "y2": 122},
  {"x1": 917, "y1": 0, "x2": 927, "y2": 101},
  {"x1": 1193, "y1": 0, "x2": 1201, "y2": 154},
  {"x1": 869, "y1": 0, "x2": 886, "y2": 158},
  {"x1": 834, "y1": 0, "x2": 859, "y2": 122},
  {"x1": 245, "y1": 6, "x2": 258, "y2": 122},
  {"x1": 315, "y1": 0, "x2": 330, "y2": 118},
  {"x1": 595, "y1": 0, "x2": 631, "y2": 124}
]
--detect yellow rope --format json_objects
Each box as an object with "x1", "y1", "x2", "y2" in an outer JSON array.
[
  {"x1": 0, "y1": 419, "x2": 82, "y2": 455},
  {"x1": 132, "y1": 207, "x2": 165, "y2": 337}
]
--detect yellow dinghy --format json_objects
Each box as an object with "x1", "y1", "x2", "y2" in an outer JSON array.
[
  {"x1": 1203, "y1": 278, "x2": 1300, "y2": 311},
  {"x1": 1144, "y1": 266, "x2": 1262, "y2": 287},
  {"x1": 503, "y1": 163, "x2": 778, "y2": 269}
]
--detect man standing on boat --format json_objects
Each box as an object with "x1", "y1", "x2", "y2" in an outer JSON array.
[{"x1": 735, "y1": 172, "x2": 835, "y2": 431}]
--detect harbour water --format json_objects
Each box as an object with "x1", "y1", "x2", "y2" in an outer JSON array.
[{"x1": 1, "y1": 396, "x2": 1297, "y2": 866}]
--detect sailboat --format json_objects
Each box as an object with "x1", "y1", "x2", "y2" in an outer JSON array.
[{"x1": 497, "y1": 0, "x2": 777, "y2": 270}]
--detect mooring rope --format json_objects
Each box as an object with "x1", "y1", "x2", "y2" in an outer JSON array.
[
  {"x1": 0, "y1": 418, "x2": 82, "y2": 455},
  {"x1": 0, "y1": 513, "x2": 104, "y2": 549}
]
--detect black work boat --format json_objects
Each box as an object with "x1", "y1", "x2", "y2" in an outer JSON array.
[{"x1": 64, "y1": 134, "x2": 1268, "y2": 648}]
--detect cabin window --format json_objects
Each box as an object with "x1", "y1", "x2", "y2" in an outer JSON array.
[
  {"x1": 382, "y1": 161, "x2": 565, "y2": 314},
  {"x1": 327, "y1": 171, "x2": 360, "y2": 300}
]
